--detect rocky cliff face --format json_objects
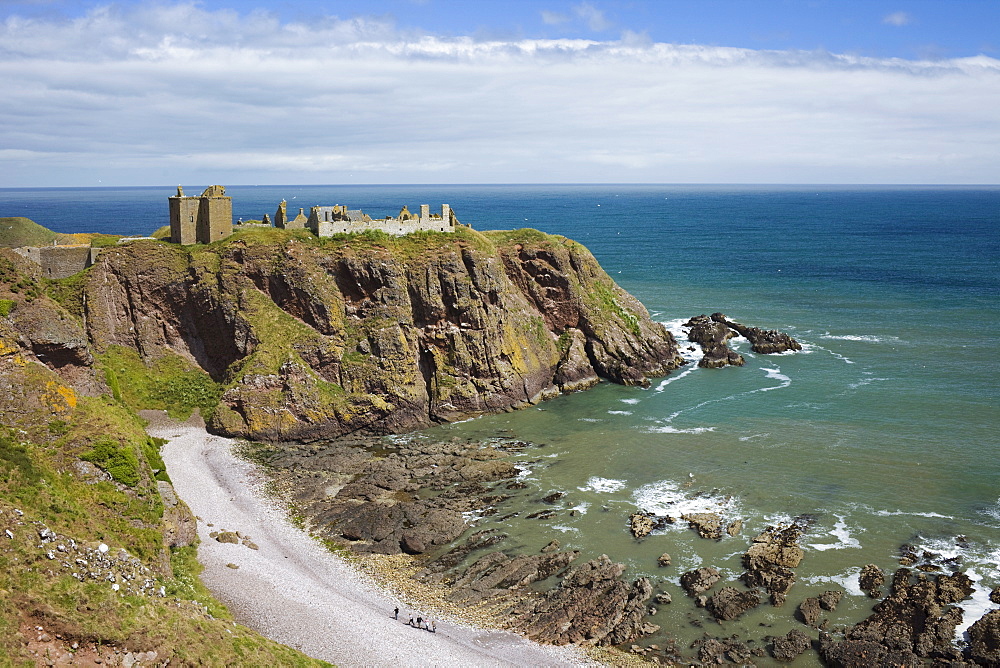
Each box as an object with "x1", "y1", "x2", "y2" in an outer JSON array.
[{"x1": 66, "y1": 228, "x2": 682, "y2": 440}]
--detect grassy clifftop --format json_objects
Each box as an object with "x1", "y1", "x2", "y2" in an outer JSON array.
[{"x1": 0, "y1": 246, "x2": 328, "y2": 666}]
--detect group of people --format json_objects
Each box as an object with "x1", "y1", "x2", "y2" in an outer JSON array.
[{"x1": 393, "y1": 606, "x2": 437, "y2": 633}]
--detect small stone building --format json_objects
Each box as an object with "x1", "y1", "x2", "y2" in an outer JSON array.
[
  {"x1": 14, "y1": 245, "x2": 100, "y2": 279},
  {"x1": 168, "y1": 185, "x2": 232, "y2": 244}
]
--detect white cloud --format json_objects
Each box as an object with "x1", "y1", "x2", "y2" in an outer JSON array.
[
  {"x1": 0, "y1": 3, "x2": 998, "y2": 185},
  {"x1": 883, "y1": 11, "x2": 912, "y2": 27},
  {"x1": 573, "y1": 2, "x2": 613, "y2": 32},
  {"x1": 541, "y1": 10, "x2": 569, "y2": 26}
]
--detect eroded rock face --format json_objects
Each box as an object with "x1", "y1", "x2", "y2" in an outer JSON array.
[
  {"x1": 75, "y1": 234, "x2": 684, "y2": 441},
  {"x1": 818, "y1": 568, "x2": 974, "y2": 666},
  {"x1": 859, "y1": 563, "x2": 885, "y2": 598},
  {"x1": 683, "y1": 512, "x2": 723, "y2": 540}
]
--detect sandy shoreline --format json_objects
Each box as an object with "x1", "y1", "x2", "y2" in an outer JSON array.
[{"x1": 148, "y1": 412, "x2": 594, "y2": 667}]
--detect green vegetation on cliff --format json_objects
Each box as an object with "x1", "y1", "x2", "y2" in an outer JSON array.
[{"x1": 0, "y1": 246, "x2": 328, "y2": 666}]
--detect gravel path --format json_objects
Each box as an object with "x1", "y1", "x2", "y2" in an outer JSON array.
[{"x1": 150, "y1": 415, "x2": 592, "y2": 667}]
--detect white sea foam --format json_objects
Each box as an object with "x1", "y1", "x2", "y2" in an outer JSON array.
[
  {"x1": 578, "y1": 476, "x2": 627, "y2": 493},
  {"x1": 578, "y1": 417, "x2": 604, "y2": 423},
  {"x1": 801, "y1": 568, "x2": 865, "y2": 597},
  {"x1": 632, "y1": 479, "x2": 740, "y2": 526},
  {"x1": 847, "y1": 373, "x2": 889, "y2": 390},
  {"x1": 873, "y1": 509, "x2": 955, "y2": 520},
  {"x1": 644, "y1": 425, "x2": 716, "y2": 434},
  {"x1": 980, "y1": 497, "x2": 1000, "y2": 524},
  {"x1": 820, "y1": 333, "x2": 905, "y2": 344},
  {"x1": 569, "y1": 501, "x2": 590, "y2": 515},
  {"x1": 807, "y1": 516, "x2": 862, "y2": 551},
  {"x1": 654, "y1": 364, "x2": 698, "y2": 391},
  {"x1": 758, "y1": 366, "x2": 791, "y2": 391},
  {"x1": 620, "y1": 398, "x2": 641, "y2": 405},
  {"x1": 607, "y1": 410, "x2": 633, "y2": 416},
  {"x1": 551, "y1": 524, "x2": 580, "y2": 533},
  {"x1": 738, "y1": 432, "x2": 770, "y2": 442}
]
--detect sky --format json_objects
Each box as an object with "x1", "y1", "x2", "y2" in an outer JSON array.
[{"x1": 1, "y1": 0, "x2": 998, "y2": 186}]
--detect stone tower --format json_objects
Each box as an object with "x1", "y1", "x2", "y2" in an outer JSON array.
[{"x1": 168, "y1": 185, "x2": 232, "y2": 244}]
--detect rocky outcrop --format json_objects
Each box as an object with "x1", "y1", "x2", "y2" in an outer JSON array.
[
  {"x1": 859, "y1": 563, "x2": 885, "y2": 598},
  {"x1": 680, "y1": 567, "x2": 722, "y2": 597},
  {"x1": 61, "y1": 232, "x2": 684, "y2": 441},
  {"x1": 771, "y1": 629, "x2": 812, "y2": 662},
  {"x1": 710, "y1": 313, "x2": 802, "y2": 354},
  {"x1": 684, "y1": 314, "x2": 744, "y2": 368},
  {"x1": 512, "y1": 554, "x2": 655, "y2": 646},
  {"x1": 818, "y1": 568, "x2": 974, "y2": 666},
  {"x1": 705, "y1": 586, "x2": 761, "y2": 621},
  {"x1": 683, "y1": 512, "x2": 723, "y2": 540},
  {"x1": 967, "y1": 609, "x2": 1000, "y2": 666},
  {"x1": 741, "y1": 519, "x2": 808, "y2": 606},
  {"x1": 446, "y1": 549, "x2": 580, "y2": 606}
]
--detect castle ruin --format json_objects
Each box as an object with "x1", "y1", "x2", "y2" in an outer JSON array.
[
  {"x1": 307, "y1": 203, "x2": 459, "y2": 237},
  {"x1": 168, "y1": 185, "x2": 232, "y2": 244}
]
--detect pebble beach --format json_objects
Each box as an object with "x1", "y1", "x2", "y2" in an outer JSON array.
[{"x1": 147, "y1": 411, "x2": 594, "y2": 667}]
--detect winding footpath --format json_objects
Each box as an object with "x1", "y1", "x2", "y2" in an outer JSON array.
[{"x1": 149, "y1": 412, "x2": 591, "y2": 667}]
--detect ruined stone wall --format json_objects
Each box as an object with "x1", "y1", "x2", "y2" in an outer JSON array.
[
  {"x1": 309, "y1": 204, "x2": 457, "y2": 237},
  {"x1": 14, "y1": 246, "x2": 99, "y2": 278}
]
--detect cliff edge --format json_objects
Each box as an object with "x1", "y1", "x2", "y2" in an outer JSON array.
[{"x1": 69, "y1": 227, "x2": 682, "y2": 440}]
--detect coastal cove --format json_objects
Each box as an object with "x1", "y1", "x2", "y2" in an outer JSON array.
[{"x1": 1, "y1": 184, "x2": 998, "y2": 664}]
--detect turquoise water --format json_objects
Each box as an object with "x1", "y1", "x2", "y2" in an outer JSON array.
[{"x1": 5, "y1": 184, "x2": 999, "y2": 656}]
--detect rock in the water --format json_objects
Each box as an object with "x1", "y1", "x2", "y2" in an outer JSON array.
[
  {"x1": 818, "y1": 589, "x2": 843, "y2": 611},
  {"x1": 967, "y1": 609, "x2": 1000, "y2": 666},
  {"x1": 541, "y1": 539, "x2": 560, "y2": 553},
  {"x1": 629, "y1": 512, "x2": 655, "y2": 539},
  {"x1": 696, "y1": 637, "x2": 755, "y2": 665},
  {"x1": 513, "y1": 554, "x2": 654, "y2": 646},
  {"x1": 741, "y1": 520, "x2": 806, "y2": 607},
  {"x1": 705, "y1": 586, "x2": 761, "y2": 621},
  {"x1": 798, "y1": 596, "x2": 822, "y2": 626},
  {"x1": 990, "y1": 587, "x2": 1000, "y2": 605},
  {"x1": 819, "y1": 568, "x2": 974, "y2": 666},
  {"x1": 657, "y1": 552, "x2": 672, "y2": 567},
  {"x1": 680, "y1": 567, "x2": 722, "y2": 597},
  {"x1": 682, "y1": 512, "x2": 723, "y2": 540},
  {"x1": 684, "y1": 315, "x2": 745, "y2": 368},
  {"x1": 654, "y1": 592, "x2": 672, "y2": 605},
  {"x1": 726, "y1": 519, "x2": 743, "y2": 536},
  {"x1": 859, "y1": 564, "x2": 885, "y2": 598},
  {"x1": 771, "y1": 629, "x2": 812, "y2": 662},
  {"x1": 710, "y1": 313, "x2": 802, "y2": 354}
]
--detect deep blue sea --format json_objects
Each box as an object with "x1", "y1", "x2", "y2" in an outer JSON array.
[{"x1": 4, "y1": 184, "x2": 999, "y2": 657}]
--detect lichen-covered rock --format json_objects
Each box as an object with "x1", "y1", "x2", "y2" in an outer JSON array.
[{"x1": 629, "y1": 512, "x2": 655, "y2": 539}]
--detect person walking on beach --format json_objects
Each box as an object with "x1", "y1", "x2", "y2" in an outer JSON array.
[
  {"x1": 407, "y1": 615, "x2": 414, "y2": 627},
  {"x1": 431, "y1": 619, "x2": 437, "y2": 633},
  {"x1": 416, "y1": 616, "x2": 422, "y2": 629},
  {"x1": 393, "y1": 606, "x2": 399, "y2": 620}
]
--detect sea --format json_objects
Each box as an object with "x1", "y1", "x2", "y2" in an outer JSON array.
[{"x1": 4, "y1": 184, "x2": 999, "y2": 661}]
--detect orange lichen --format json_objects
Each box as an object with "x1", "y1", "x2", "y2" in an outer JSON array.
[{"x1": 41, "y1": 380, "x2": 77, "y2": 414}]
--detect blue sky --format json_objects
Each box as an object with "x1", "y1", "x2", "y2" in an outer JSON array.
[{"x1": 1, "y1": 1, "x2": 998, "y2": 185}]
